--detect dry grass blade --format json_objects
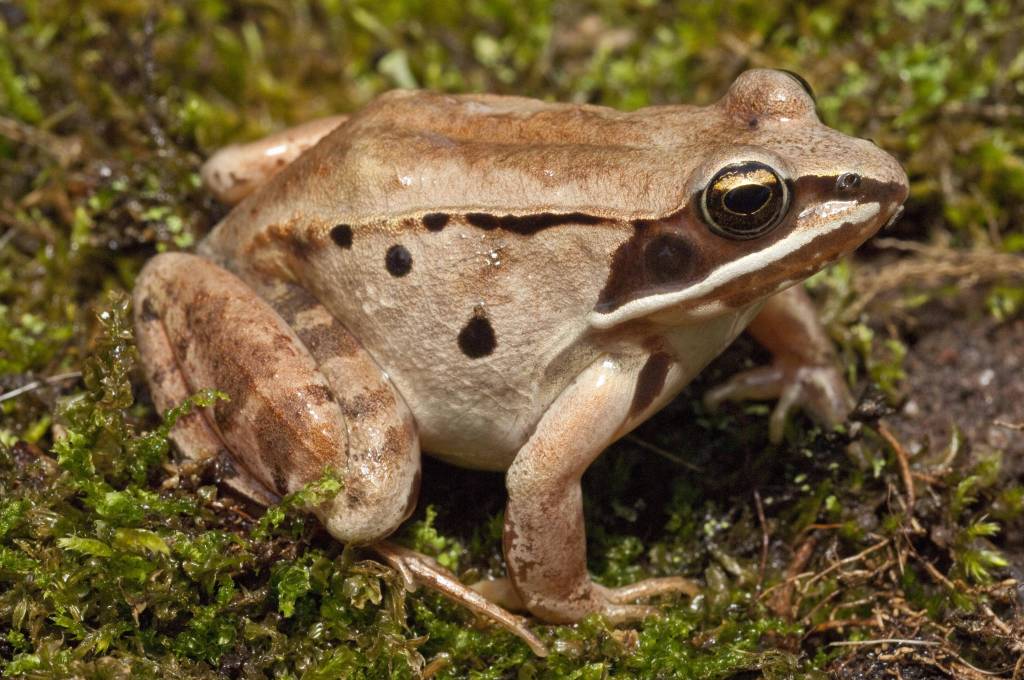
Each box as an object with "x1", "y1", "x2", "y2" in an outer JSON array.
[
  {"x1": 0, "y1": 114, "x2": 82, "y2": 166},
  {"x1": 844, "y1": 241, "x2": 1024, "y2": 322}
]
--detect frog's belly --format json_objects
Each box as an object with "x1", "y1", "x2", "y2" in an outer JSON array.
[
  {"x1": 407, "y1": 382, "x2": 554, "y2": 471},
  {"x1": 291, "y1": 222, "x2": 630, "y2": 471},
  {"x1": 412, "y1": 302, "x2": 761, "y2": 471},
  {"x1": 377, "y1": 326, "x2": 600, "y2": 472},
  {"x1": 363, "y1": 308, "x2": 760, "y2": 473}
]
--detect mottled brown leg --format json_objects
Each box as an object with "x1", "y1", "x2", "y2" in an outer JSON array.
[
  {"x1": 705, "y1": 285, "x2": 854, "y2": 442},
  {"x1": 133, "y1": 252, "x2": 419, "y2": 544},
  {"x1": 134, "y1": 260, "x2": 282, "y2": 505},
  {"x1": 504, "y1": 356, "x2": 698, "y2": 625},
  {"x1": 256, "y1": 281, "x2": 423, "y2": 543}
]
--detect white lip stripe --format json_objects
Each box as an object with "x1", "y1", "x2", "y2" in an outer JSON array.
[{"x1": 590, "y1": 201, "x2": 881, "y2": 329}]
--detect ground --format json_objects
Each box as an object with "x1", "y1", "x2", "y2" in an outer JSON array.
[{"x1": 1, "y1": 2, "x2": 1023, "y2": 678}]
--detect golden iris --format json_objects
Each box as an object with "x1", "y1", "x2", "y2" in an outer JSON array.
[{"x1": 701, "y1": 161, "x2": 788, "y2": 239}]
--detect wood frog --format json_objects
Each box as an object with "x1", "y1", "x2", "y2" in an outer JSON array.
[{"x1": 133, "y1": 69, "x2": 908, "y2": 655}]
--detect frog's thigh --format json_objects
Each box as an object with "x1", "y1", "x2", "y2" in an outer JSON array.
[
  {"x1": 260, "y1": 281, "x2": 422, "y2": 541},
  {"x1": 132, "y1": 256, "x2": 277, "y2": 497},
  {"x1": 200, "y1": 115, "x2": 348, "y2": 205},
  {"x1": 504, "y1": 355, "x2": 692, "y2": 624},
  {"x1": 133, "y1": 253, "x2": 420, "y2": 544}
]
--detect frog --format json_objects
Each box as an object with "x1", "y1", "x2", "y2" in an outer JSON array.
[{"x1": 133, "y1": 69, "x2": 908, "y2": 656}]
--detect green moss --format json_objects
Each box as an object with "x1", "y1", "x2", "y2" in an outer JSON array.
[{"x1": 1, "y1": 0, "x2": 1022, "y2": 675}]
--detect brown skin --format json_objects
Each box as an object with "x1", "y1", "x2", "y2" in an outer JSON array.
[{"x1": 133, "y1": 69, "x2": 909, "y2": 654}]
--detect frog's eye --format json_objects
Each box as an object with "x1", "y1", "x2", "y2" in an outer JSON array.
[{"x1": 701, "y1": 161, "x2": 789, "y2": 239}]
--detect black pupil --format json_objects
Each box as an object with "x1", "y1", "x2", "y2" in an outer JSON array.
[{"x1": 723, "y1": 183, "x2": 771, "y2": 215}]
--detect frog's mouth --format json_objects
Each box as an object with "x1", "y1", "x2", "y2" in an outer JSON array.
[
  {"x1": 695, "y1": 199, "x2": 883, "y2": 312},
  {"x1": 589, "y1": 198, "x2": 886, "y2": 329}
]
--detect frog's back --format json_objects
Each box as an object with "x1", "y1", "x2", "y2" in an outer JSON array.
[
  {"x1": 215, "y1": 90, "x2": 713, "y2": 237},
  {"x1": 201, "y1": 91, "x2": 704, "y2": 467},
  {"x1": 202, "y1": 84, "x2": 845, "y2": 264}
]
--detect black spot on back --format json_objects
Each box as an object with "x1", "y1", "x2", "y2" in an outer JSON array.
[
  {"x1": 458, "y1": 311, "x2": 496, "y2": 358},
  {"x1": 464, "y1": 211, "x2": 606, "y2": 235},
  {"x1": 630, "y1": 351, "x2": 673, "y2": 417},
  {"x1": 422, "y1": 213, "x2": 449, "y2": 231},
  {"x1": 385, "y1": 244, "x2": 413, "y2": 277},
  {"x1": 330, "y1": 224, "x2": 353, "y2": 248}
]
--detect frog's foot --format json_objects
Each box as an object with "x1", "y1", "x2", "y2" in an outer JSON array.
[
  {"x1": 372, "y1": 541, "x2": 549, "y2": 657},
  {"x1": 703, "y1": 360, "x2": 854, "y2": 443},
  {"x1": 470, "y1": 574, "x2": 698, "y2": 623},
  {"x1": 590, "y1": 577, "x2": 701, "y2": 624},
  {"x1": 602, "y1": 576, "x2": 700, "y2": 605},
  {"x1": 521, "y1": 576, "x2": 700, "y2": 625}
]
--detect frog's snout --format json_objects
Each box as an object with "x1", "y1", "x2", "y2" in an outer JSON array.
[
  {"x1": 874, "y1": 159, "x2": 910, "y2": 232},
  {"x1": 862, "y1": 141, "x2": 910, "y2": 215}
]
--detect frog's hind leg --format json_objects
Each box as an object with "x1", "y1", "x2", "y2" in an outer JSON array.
[
  {"x1": 201, "y1": 115, "x2": 348, "y2": 205},
  {"x1": 264, "y1": 285, "x2": 547, "y2": 655},
  {"x1": 134, "y1": 255, "x2": 548, "y2": 654},
  {"x1": 133, "y1": 252, "x2": 419, "y2": 544},
  {"x1": 133, "y1": 257, "x2": 282, "y2": 505}
]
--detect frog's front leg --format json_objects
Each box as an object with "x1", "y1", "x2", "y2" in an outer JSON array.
[
  {"x1": 133, "y1": 252, "x2": 420, "y2": 543},
  {"x1": 504, "y1": 355, "x2": 698, "y2": 624},
  {"x1": 704, "y1": 285, "x2": 854, "y2": 443}
]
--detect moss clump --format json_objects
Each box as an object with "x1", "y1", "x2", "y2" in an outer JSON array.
[{"x1": 2, "y1": 1, "x2": 1023, "y2": 676}]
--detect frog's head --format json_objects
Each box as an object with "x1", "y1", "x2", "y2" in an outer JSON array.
[{"x1": 591, "y1": 69, "x2": 908, "y2": 329}]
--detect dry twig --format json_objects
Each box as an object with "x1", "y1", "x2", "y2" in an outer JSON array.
[
  {"x1": 766, "y1": 533, "x2": 817, "y2": 618},
  {"x1": 878, "y1": 422, "x2": 916, "y2": 513},
  {"x1": 0, "y1": 372, "x2": 82, "y2": 404},
  {"x1": 0, "y1": 114, "x2": 81, "y2": 165}
]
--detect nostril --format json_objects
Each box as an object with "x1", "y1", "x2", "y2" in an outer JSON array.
[{"x1": 836, "y1": 173, "x2": 862, "y2": 192}]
